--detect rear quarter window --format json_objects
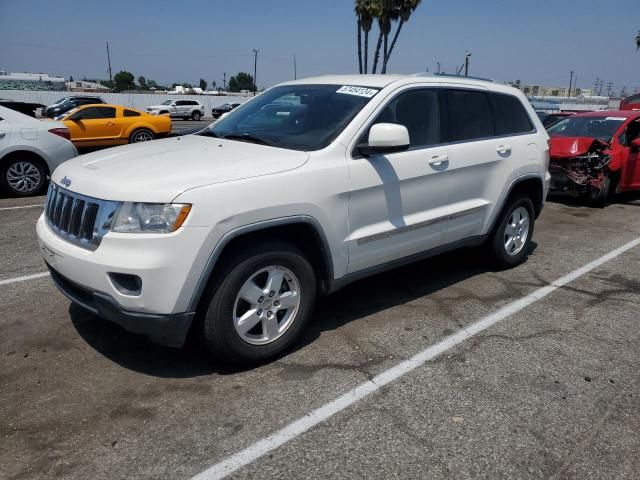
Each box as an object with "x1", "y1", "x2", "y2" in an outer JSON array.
[
  {"x1": 490, "y1": 93, "x2": 534, "y2": 135},
  {"x1": 124, "y1": 109, "x2": 141, "y2": 117}
]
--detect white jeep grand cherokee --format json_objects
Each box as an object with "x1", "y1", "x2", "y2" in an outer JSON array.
[{"x1": 37, "y1": 74, "x2": 550, "y2": 364}]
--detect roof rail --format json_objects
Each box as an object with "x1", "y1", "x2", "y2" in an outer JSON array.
[{"x1": 411, "y1": 72, "x2": 494, "y2": 83}]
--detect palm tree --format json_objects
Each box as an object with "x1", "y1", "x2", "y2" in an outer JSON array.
[
  {"x1": 371, "y1": 0, "x2": 395, "y2": 73},
  {"x1": 382, "y1": 0, "x2": 422, "y2": 73},
  {"x1": 355, "y1": 0, "x2": 377, "y2": 73}
]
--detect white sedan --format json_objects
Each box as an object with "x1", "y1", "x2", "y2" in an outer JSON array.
[{"x1": 0, "y1": 106, "x2": 77, "y2": 196}]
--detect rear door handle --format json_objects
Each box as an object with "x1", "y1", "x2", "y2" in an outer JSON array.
[
  {"x1": 429, "y1": 154, "x2": 449, "y2": 167},
  {"x1": 496, "y1": 144, "x2": 512, "y2": 155}
]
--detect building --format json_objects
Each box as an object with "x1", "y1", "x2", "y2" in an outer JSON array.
[
  {"x1": 507, "y1": 80, "x2": 593, "y2": 98},
  {"x1": 66, "y1": 80, "x2": 112, "y2": 93},
  {"x1": 0, "y1": 71, "x2": 66, "y2": 91}
]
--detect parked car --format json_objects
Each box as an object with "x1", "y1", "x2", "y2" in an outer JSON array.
[
  {"x1": 0, "y1": 105, "x2": 77, "y2": 196},
  {"x1": 37, "y1": 74, "x2": 549, "y2": 364},
  {"x1": 619, "y1": 93, "x2": 640, "y2": 111},
  {"x1": 146, "y1": 99, "x2": 204, "y2": 120},
  {"x1": 536, "y1": 111, "x2": 575, "y2": 129},
  {"x1": 0, "y1": 99, "x2": 46, "y2": 118},
  {"x1": 60, "y1": 104, "x2": 171, "y2": 148},
  {"x1": 548, "y1": 110, "x2": 640, "y2": 204},
  {"x1": 42, "y1": 96, "x2": 105, "y2": 118},
  {"x1": 211, "y1": 102, "x2": 241, "y2": 118}
]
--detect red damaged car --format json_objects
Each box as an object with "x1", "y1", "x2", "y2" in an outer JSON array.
[{"x1": 548, "y1": 110, "x2": 640, "y2": 204}]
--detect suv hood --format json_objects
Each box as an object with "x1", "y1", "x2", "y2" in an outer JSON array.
[
  {"x1": 147, "y1": 105, "x2": 171, "y2": 110},
  {"x1": 51, "y1": 135, "x2": 310, "y2": 202}
]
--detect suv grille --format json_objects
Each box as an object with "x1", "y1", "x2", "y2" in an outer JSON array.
[{"x1": 45, "y1": 183, "x2": 120, "y2": 251}]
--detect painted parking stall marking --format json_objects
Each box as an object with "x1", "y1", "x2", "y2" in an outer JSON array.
[
  {"x1": 0, "y1": 204, "x2": 44, "y2": 211},
  {"x1": 0, "y1": 271, "x2": 49, "y2": 286},
  {"x1": 191, "y1": 236, "x2": 640, "y2": 480}
]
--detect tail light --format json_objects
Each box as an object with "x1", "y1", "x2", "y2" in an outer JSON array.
[{"x1": 48, "y1": 128, "x2": 71, "y2": 141}]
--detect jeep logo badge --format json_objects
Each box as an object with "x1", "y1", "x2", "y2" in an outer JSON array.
[{"x1": 61, "y1": 176, "x2": 72, "y2": 187}]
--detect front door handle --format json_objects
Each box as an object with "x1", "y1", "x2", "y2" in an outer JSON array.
[
  {"x1": 429, "y1": 154, "x2": 449, "y2": 167},
  {"x1": 496, "y1": 144, "x2": 512, "y2": 155},
  {"x1": 0, "y1": 132, "x2": 6, "y2": 138}
]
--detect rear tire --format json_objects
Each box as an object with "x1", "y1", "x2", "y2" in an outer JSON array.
[
  {"x1": 0, "y1": 153, "x2": 48, "y2": 196},
  {"x1": 200, "y1": 240, "x2": 316, "y2": 365},
  {"x1": 129, "y1": 128, "x2": 155, "y2": 143},
  {"x1": 487, "y1": 195, "x2": 535, "y2": 269},
  {"x1": 191, "y1": 110, "x2": 202, "y2": 121}
]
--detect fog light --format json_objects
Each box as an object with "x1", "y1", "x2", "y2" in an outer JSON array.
[{"x1": 108, "y1": 273, "x2": 142, "y2": 296}]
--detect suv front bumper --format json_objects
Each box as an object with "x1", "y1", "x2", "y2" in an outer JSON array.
[
  {"x1": 36, "y1": 214, "x2": 211, "y2": 347},
  {"x1": 47, "y1": 264, "x2": 194, "y2": 347}
]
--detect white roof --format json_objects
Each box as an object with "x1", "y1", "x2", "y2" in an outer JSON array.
[{"x1": 281, "y1": 73, "x2": 506, "y2": 91}]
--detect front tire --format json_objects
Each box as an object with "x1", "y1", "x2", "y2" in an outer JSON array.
[
  {"x1": 200, "y1": 241, "x2": 316, "y2": 365},
  {"x1": 0, "y1": 154, "x2": 48, "y2": 196},
  {"x1": 488, "y1": 196, "x2": 535, "y2": 269}
]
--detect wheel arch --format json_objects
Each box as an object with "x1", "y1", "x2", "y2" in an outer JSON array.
[
  {"x1": 188, "y1": 216, "x2": 334, "y2": 313},
  {"x1": 488, "y1": 174, "x2": 545, "y2": 235},
  {"x1": 0, "y1": 148, "x2": 50, "y2": 176}
]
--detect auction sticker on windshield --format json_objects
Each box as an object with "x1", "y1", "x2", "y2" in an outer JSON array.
[{"x1": 336, "y1": 86, "x2": 379, "y2": 98}]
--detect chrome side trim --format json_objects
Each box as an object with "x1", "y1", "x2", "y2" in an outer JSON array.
[{"x1": 356, "y1": 204, "x2": 488, "y2": 246}]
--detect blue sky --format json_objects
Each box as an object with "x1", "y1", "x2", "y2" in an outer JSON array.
[{"x1": 0, "y1": 0, "x2": 638, "y2": 93}]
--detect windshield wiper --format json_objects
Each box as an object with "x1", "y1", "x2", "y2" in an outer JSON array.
[
  {"x1": 223, "y1": 133, "x2": 272, "y2": 146},
  {"x1": 198, "y1": 130, "x2": 219, "y2": 138}
]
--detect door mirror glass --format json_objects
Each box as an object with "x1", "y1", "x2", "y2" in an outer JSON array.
[{"x1": 358, "y1": 123, "x2": 410, "y2": 156}]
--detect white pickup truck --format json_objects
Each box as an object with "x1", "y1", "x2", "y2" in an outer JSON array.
[
  {"x1": 146, "y1": 99, "x2": 204, "y2": 120},
  {"x1": 37, "y1": 74, "x2": 550, "y2": 364}
]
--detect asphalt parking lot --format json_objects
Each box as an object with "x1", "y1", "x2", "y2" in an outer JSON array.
[{"x1": 1, "y1": 194, "x2": 639, "y2": 479}]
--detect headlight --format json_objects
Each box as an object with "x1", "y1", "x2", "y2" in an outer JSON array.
[{"x1": 111, "y1": 203, "x2": 191, "y2": 233}]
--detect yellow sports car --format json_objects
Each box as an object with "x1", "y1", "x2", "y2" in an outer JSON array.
[{"x1": 61, "y1": 104, "x2": 172, "y2": 148}]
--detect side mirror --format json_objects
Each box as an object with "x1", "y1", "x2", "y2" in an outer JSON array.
[
  {"x1": 358, "y1": 123, "x2": 410, "y2": 157},
  {"x1": 630, "y1": 138, "x2": 640, "y2": 151}
]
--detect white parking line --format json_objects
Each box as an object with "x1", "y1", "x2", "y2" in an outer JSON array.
[
  {"x1": 0, "y1": 204, "x2": 44, "y2": 212},
  {"x1": 0, "y1": 271, "x2": 49, "y2": 286},
  {"x1": 191, "y1": 236, "x2": 640, "y2": 480}
]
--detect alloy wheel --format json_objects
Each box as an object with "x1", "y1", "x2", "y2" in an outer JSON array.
[
  {"x1": 233, "y1": 265, "x2": 301, "y2": 345},
  {"x1": 6, "y1": 161, "x2": 42, "y2": 194},
  {"x1": 504, "y1": 206, "x2": 530, "y2": 256}
]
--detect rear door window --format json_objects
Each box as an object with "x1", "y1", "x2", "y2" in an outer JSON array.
[
  {"x1": 440, "y1": 89, "x2": 494, "y2": 143},
  {"x1": 490, "y1": 93, "x2": 534, "y2": 135}
]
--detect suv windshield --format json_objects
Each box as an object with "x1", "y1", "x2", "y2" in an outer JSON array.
[
  {"x1": 548, "y1": 116, "x2": 625, "y2": 143},
  {"x1": 162, "y1": 100, "x2": 173, "y2": 105},
  {"x1": 202, "y1": 84, "x2": 380, "y2": 151}
]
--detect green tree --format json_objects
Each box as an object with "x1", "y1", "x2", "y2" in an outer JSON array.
[
  {"x1": 382, "y1": 0, "x2": 422, "y2": 73},
  {"x1": 356, "y1": 0, "x2": 422, "y2": 74},
  {"x1": 227, "y1": 72, "x2": 255, "y2": 92},
  {"x1": 212, "y1": 80, "x2": 217, "y2": 89},
  {"x1": 113, "y1": 71, "x2": 135, "y2": 92},
  {"x1": 199, "y1": 78, "x2": 208, "y2": 91},
  {"x1": 138, "y1": 75, "x2": 148, "y2": 89},
  {"x1": 636, "y1": 31, "x2": 640, "y2": 49},
  {"x1": 355, "y1": 0, "x2": 378, "y2": 73},
  {"x1": 100, "y1": 79, "x2": 115, "y2": 90},
  {"x1": 69, "y1": 75, "x2": 74, "y2": 82}
]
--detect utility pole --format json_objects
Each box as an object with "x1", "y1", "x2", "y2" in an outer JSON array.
[
  {"x1": 436, "y1": 62, "x2": 441, "y2": 74},
  {"x1": 293, "y1": 54, "x2": 297, "y2": 80},
  {"x1": 106, "y1": 41, "x2": 113, "y2": 83},
  {"x1": 606, "y1": 81, "x2": 613, "y2": 97},
  {"x1": 223, "y1": 72, "x2": 226, "y2": 91},
  {"x1": 253, "y1": 49, "x2": 259, "y2": 96},
  {"x1": 593, "y1": 77, "x2": 599, "y2": 94},
  {"x1": 464, "y1": 51, "x2": 471, "y2": 77},
  {"x1": 568, "y1": 70, "x2": 574, "y2": 97},
  {"x1": 572, "y1": 73, "x2": 578, "y2": 96}
]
